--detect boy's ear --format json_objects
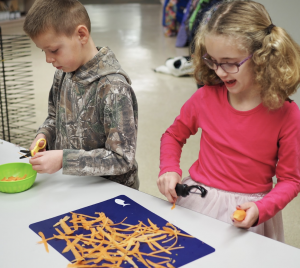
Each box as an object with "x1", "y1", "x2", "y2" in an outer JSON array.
[{"x1": 75, "y1": 25, "x2": 90, "y2": 45}]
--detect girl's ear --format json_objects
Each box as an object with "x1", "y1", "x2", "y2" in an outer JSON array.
[{"x1": 76, "y1": 25, "x2": 90, "y2": 45}]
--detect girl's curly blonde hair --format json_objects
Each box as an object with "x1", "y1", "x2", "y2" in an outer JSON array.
[{"x1": 193, "y1": 0, "x2": 300, "y2": 110}]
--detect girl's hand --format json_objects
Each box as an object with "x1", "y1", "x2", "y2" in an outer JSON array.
[
  {"x1": 29, "y1": 150, "x2": 63, "y2": 174},
  {"x1": 157, "y1": 172, "x2": 181, "y2": 203},
  {"x1": 29, "y1": 133, "x2": 47, "y2": 152},
  {"x1": 231, "y1": 202, "x2": 259, "y2": 229}
]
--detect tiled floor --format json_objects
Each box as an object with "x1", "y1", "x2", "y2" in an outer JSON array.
[{"x1": 0, "y1": 1, "x2": 299, "y2": 249}]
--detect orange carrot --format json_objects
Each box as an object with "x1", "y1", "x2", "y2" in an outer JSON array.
[
  {"x1": 1, "y1": 174, "x2": 27, "y2": 182},
  {"x1": 36, "y1": 211, "x2": 194, "y2": 267},
  {"x1": 38, "y1": 231, "x2": 49, "y2": 253}
]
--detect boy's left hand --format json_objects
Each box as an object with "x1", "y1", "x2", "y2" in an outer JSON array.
[
  {"x1": 231, "y1": 202, "x2": 259, "y2": 229},
  {"x1": 29, "y1": 150, "x2": 63, "y2": 174}
]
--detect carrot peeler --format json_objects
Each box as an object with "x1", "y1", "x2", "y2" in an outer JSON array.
[
  {"x1": 19, "y1": 138, "x2": 47, "y2": 159},
  {"x1": 175, "y1": 183, "x2": 207, "y2": 198}
]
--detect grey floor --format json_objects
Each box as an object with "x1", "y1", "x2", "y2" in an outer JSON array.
[{"x1": 0, "y1": 1, "x2": 299, "y2": 249}]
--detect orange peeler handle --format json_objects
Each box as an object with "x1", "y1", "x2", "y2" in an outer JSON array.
[{"x1": 31, "y1": 138, "x2": 47, "y2": 156}]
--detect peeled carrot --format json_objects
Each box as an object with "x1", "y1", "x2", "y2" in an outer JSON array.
[{"x1": 233, "y1": 209, "x2": 246, "y2": 222}]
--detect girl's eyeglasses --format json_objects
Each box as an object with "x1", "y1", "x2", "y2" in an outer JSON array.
[{"x1": 202, "y1": 53, "x2": 252, "y2": 74}]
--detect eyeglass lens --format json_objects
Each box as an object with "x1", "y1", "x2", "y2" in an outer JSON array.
[{"x1": 203, "y1": 58, "x2": 239, "y2": 74}]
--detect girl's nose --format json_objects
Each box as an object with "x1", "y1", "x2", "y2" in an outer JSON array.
[{"x1": 215, "y1": 66, "x2": 228, "y2": 79}]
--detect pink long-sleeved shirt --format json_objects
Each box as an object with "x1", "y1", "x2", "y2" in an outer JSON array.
[{"x1": 159, "y1": 84, "x2": 300, "y2": 224}]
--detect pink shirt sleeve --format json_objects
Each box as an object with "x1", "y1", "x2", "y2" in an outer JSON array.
[
  {"x1": 255, "y1": 103, "x2": 300, "y2": 224},
  {"x1": 160, "y1": 85, "x2": 300, "y2": 225},
  {"x1": 159, "y1": 92, "x2": 200, "y2": 177}
]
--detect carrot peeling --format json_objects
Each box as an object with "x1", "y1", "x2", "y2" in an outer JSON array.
[
  {"x1": 38, "y1": 231, "x2": 49, "y2": 253},
  {"x1": 1, "y1": 174, "x2": 27, "y2": 181},
  {"x1": 36, "y1": 211, "x2": 194, "y2": 267}
]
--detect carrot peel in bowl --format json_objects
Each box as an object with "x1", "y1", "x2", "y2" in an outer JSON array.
[{"x1": 1, "y1": 174, "x2": 27, "y2": 181}]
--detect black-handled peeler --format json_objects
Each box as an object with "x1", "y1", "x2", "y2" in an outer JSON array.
[{"x1": 175, "y1": 183, "x2": 207, "y2": 198}]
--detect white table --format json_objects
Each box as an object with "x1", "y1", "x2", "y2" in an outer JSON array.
[{"x1": 1, "y1": 139, "x2": 300, "y2": 268}]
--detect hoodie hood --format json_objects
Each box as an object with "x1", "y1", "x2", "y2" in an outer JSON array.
[{"x1": 71, "y1": 46, "x2": 131, "y2": 85}]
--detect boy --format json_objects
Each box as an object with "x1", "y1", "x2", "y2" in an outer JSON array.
[{"x1": 23, "y1": 0, "x2": 139, "y2": 189}]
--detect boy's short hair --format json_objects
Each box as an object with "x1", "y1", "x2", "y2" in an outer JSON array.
[{"x1": 23, "y1": 0, "x2": 91, "y2": 38}]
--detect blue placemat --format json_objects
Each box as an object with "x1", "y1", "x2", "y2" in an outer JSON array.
[{"x1": 29, "y1": 195, "x2": 215, "y2": 267}]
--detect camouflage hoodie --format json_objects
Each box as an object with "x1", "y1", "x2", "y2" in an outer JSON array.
[{"x1": 37, "y1": 47, "x2": 138, "y2": 188}]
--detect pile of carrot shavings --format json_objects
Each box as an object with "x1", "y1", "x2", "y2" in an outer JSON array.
[
  {"x1": 37, "y1": 211, "x2": 194, "y2": 268},
  {"x1": 1, "y1": 174, "x2": 27, "y2": 181}
]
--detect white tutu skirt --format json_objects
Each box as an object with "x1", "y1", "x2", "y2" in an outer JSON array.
[{"x1": 176, "y1": 176, "x2": 284, "y2": 242}]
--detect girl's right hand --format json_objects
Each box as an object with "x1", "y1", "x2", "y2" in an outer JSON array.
[
  {"x1": 157, "y1": 172, "x2": 182, "y2": 203},
  {"x1": 29, "y1": 133, "x2": 47, "y2": 152}
]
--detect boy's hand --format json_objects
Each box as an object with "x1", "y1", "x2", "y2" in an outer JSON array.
[
  {"x1": 29, "y1": 150, "x2": 63, "y2": 174},
  {"x1": 29, "y1": 134, "x2": 47, "y2": 152},
  {"x1": 231, "y1": 202, "x2": 259, "y2": 229},
  {"x1": 157, "y1": 172, "x2": 181, "y2": 203}
]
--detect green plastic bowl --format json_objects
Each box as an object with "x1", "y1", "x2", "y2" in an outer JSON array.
[{"x1": 0, "y1": 163, "x2": 37, "y2": 193}]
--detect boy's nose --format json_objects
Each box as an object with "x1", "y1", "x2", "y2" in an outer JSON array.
[{"x1": 46, "y1": 56, "x2": 55, "y2": 63}]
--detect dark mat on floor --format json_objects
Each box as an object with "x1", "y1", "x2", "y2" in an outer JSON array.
[{"x1": 79, "y1": 0, "x2": 161, "y2": 4}]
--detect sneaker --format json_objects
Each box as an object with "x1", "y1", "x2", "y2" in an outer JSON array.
[{"x1": 154, "y1": 56, "x2": 193, "y2": 77}]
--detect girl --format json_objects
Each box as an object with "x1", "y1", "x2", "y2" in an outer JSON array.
[{"x1": 157, "y1": 0, "x2": 300, "y2": 242}]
